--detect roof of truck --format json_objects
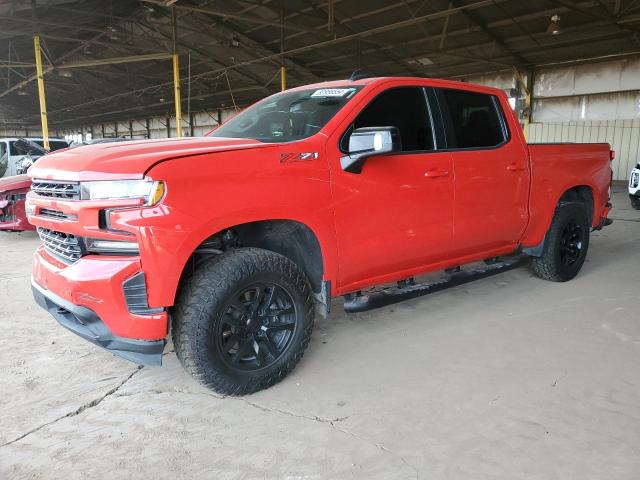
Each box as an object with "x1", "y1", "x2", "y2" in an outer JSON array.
[{"x1": 286, "y1": 76, "x2": 507, "y2": 97}]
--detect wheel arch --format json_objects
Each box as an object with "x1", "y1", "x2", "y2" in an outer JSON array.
[
  {"x1": 558, "y1": 185, "x2": 595, "y2": 224},
  {"x1": 177, "y1": 218, "x2": 327, "y2": 298},
  {"x1": 523, "y1": 183, "x2": 597, "y2": 256}
]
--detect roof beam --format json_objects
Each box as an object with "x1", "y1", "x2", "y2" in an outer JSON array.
[
  {"x1": 299, "y1": 0, "x2": 423, "y2": 77},
  {"x1": 181, "y1": 9, "x2": 320, "y2": 83},
  {"x1": 301, "y1": 0, "x2": 614, "y2": 69},
  {"x1": 452, "y1": 0, "x2": 528, "y2": 64},
  {"x1": 0, "y1": 52, "x2": 173, "y2": 70},
  {"x1": 327, "y1": 19, "x2": 634, "y2": 78},
  {"x1": 135, "y1": 17, "x2": 271, "y2": 94},
  {"x1": 182, "y1": 0, "x2": 505, "y2": 73},
  {"x1": 141, "y1": 0, "x2": 322, "y2": 34},
  {"x1": 0, "y1": 15, "x2": 140, "y2": 39},
  {"x1": 51, "y1": 84, "x2": 265, "y2": 126},
  {"x1": 550, "y1": 0, "x2": 640, "y2": 36}
]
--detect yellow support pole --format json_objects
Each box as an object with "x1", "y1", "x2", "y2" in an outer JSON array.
[
  {"x1": 280, "y1": 65, "x2": 286, "y2": 91},
  {"x1": 33, "y1": 35, "x2": 49, "y2": 151},
  {"x1": 172, "y1": 53, "x2": 182, "y2": 138}
]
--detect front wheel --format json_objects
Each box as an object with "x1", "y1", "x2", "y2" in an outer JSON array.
[
  {"x1": 630, "y1": 195, "x2": 640, "y2": 210},
  {"x1": 172, "y1": 248, "x2": 315, "y2": 395},
  {"x1": 531, "y1": 202, "x2": 590, "y2": 282}
]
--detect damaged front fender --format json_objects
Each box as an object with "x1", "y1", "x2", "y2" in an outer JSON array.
[{"x1": 0, "y1": 174, "x2": 35, "y2": 232}]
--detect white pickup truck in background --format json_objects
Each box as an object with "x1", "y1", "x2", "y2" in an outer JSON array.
[
  {"x1": 630, "y1": 163, "x2": 640, "y2": 210},
  {"x1": 0, "y1": 137, "x2": 69, "y2": 178}
]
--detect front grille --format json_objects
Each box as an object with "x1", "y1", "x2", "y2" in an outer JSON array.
[
  {"x1": 32, "y1": 180, "x2": 80, "y2": 200},
  {"x1": 37, "y1": 227, "x2": 83, "y2": 264},
  {"x1": 39, "y1": 208, "x2": 72, "y2": 220}
]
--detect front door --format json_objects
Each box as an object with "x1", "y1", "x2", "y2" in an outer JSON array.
[{"x1": 327, "y1": 84, "x2": 454, "y2": 292}]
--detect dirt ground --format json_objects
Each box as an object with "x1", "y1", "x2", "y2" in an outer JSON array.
[{"x1": 1, "y1": 184, "x2": 639, "y2": 480}]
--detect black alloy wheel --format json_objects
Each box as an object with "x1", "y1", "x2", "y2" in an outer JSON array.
[
  {"x1": 558, "y1": 221, "x2": 585, "y2": 267},
  {"x1": 172, "y1": 248, "x2": 314, "y2": 395},
  {"x1": 531, "y1": 202, "x2": 590, "y2": 282},
  {"x1": 216, "y1": 283, "x2": 297, "y2": 371}
]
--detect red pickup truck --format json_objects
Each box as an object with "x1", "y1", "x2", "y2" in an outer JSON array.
[{"x1": 26, "y1": 76, "x2": 613, "y2": 395}]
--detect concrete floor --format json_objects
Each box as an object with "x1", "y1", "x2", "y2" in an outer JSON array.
[{"x1": 1, "y1": 185, "x2": 639, "y2": 480}]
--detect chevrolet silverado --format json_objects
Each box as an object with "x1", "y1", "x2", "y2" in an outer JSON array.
[{"x1": 26, "y1": 76, "x2": 613, "y2": 394}]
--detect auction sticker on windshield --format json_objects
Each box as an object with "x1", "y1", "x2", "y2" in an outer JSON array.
[{"x1": 310, "y1": 88, "x2": 356, "y2": 98}]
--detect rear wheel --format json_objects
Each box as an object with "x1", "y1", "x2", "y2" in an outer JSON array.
[
  {"x1": 172, "y1": 248, "x2": 314, "y2": 395},
  {"x1": 630, "y1": 195, "x2": 640, "y2": 210},
  {"x1": 531, "y1": 202, "x2": 590, "y2": 282}
]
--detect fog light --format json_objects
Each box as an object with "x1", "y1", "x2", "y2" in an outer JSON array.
[{"x1": 85, "y1": 238, "x2": 139, "y2": 255}]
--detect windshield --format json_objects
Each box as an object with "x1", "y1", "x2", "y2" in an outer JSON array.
[{"x1": 211, "y1": 86, "x2": 363, "y2": 143}]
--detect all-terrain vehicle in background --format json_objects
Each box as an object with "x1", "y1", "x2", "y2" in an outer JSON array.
[
  {"x1": 630, "y1": 163, "x2": 640, "y2": 209},
  {"x1": 27, "y1": 76, "x2": 613, "y2": 395}
]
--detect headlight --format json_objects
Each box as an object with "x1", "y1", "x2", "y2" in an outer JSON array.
[{"x1": 80, "y1": 180, "x2": 165, "y2": 205}]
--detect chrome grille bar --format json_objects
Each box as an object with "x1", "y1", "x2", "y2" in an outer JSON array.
[
  {"x1": 37, "y1": 227, "x2": 82, "y2": 264},
  {"x1": 32, "y1": 180, "x2": 80, "y2": 200},
  {"x1": 39, "y1": 208, "x2": 72, "y2": 220}
]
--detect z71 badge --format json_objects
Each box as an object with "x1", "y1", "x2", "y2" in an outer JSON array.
[{"x1": 279, "y1": 152, "x2": 319, "y2": 163}]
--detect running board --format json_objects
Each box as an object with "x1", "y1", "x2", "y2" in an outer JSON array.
[{"x1": 343, "y1": 254, "x2": 529, "y2": 313}]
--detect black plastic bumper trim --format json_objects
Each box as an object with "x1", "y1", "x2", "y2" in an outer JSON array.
[
  {"x1": 32, "y1": 280, "x2": 165, "y2": 366},
  {"x1": 122, "y1": 272, "x2": 165, "y2": 315}
]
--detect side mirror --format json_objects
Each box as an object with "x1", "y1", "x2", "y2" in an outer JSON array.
[{"x1": 340, "y1": 126, "x2": 401, "y2": 174}]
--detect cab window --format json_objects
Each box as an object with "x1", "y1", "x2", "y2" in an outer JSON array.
[
  {"x1": 437, "y1": 88, "x2": 507, "y2": 149},
  {"x1": 346, "y1": 87, "x2": 435, "y2": 152}
]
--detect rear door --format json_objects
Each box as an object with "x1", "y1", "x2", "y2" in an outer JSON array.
[{"x1": 434, "y1": 88, "x2": 529, "y2": 257}]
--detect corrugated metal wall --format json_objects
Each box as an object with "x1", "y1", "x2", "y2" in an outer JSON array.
[
  {"x1": 525, "y1": 57, "x2": 640, "y2": 180},
  {"x1": 529, "y1": 120, "x2": 640, "y2": 180}
]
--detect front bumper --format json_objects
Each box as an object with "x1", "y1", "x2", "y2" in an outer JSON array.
[
  {"x1": 32, "y1": 280, "x2": 165, "y2": 365},
  {"x1": 32, "y1": 245, "x2": 168, "y2": 351}
]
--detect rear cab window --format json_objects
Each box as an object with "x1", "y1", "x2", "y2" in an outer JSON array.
[{"x1": 436, "y1": 88, "x2": 508, "y2": 149}]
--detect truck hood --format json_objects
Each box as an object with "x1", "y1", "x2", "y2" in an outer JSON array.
[
  {"x1": 0, "y1": 174, "x2": 32, "y2": 193},
  {"x1": 28, "y1": 137, "x2": 269, "y2": 181}
]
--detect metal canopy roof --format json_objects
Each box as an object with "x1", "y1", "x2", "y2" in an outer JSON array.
[{"x1": 1, "y1": 0, "x2": 640, "y2": 129}]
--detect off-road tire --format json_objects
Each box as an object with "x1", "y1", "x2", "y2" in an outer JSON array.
[
  {"x1": 630, "y1": 195, "x2": 640, "y2": 210},
  {"x1": 531, "y1": 202, "x2": 590, "y2": 282},
  {"x1": 172, "y1": 248, "x2": 315, "y2": 395}
]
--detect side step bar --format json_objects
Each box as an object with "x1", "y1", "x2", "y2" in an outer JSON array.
[{"x1": 343, "y1": 254, "x2": 529, "y2": 313}]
